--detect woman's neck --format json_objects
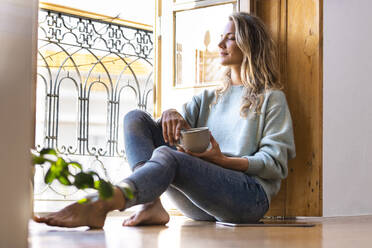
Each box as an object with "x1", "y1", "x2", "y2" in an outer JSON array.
[{"x1": 230, "y1": 65, "x2": 242, "y2": 85}]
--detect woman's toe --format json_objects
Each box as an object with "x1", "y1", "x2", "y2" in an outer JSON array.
[
  {"x1": 46, "y1": 219, "x2": 58, "y2": 226},
  {"x1": 126, "y1": 218, "x2": 138, "y2": 226},
  {"x1": 130, "y1": 215, "x2": 142, "y2": 226},
  {"x1": 33, "y1": 215, "x2": 45, "y2": 223}
]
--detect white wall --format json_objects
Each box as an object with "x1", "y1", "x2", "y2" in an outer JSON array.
[
  {"x1": 0, "y1": 0, "x2": 38, "y2": 247},
  {"x1": 323, "y1": 0, "x2": 372, "y2": 216}
]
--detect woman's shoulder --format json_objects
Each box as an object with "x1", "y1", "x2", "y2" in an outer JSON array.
[
  {"x1": 193, "y1": 88, "x2": 217, "y2": 102},
  {"x1": 263, "y1": 89, "x2": 289, "y2": 109},
  {"x1": 265, "y1": 89, "x2": 286, "y2": 98}
]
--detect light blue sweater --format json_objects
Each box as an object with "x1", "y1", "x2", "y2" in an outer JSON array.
[{"x1": 180, "y1": 85, "x2": 296, "y2": 203}]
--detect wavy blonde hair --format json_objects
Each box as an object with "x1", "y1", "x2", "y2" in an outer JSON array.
[{"x1": 214, "y1": 12, "x2": 282, "y2": 117}]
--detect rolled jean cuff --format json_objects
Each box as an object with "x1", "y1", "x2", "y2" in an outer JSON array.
[{"x1": 116, "y1": 179, "x2": 138, "y2": 210}]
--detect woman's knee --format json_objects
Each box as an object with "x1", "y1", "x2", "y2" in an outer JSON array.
[
  {"x1": 151, "y1": 146, "x2": 178, "y2": 164},
  {"x1": 124, "y1": 109, "x2": 148, "y2": 124},
  {"x1": 124, "y1": 109, "x2": 152, "y2": 132},
  {"x1": 153, "y1": 145, "x2": 175, "y2": 157}
]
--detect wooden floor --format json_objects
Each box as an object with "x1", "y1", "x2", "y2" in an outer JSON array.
[{"x1": 29, "y1": 214, "x2": 372, "y2": 248}]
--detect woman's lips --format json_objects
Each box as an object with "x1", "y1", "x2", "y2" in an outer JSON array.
[{"x1": 220, "y1": 52, "x2": 228, "y2": 56}]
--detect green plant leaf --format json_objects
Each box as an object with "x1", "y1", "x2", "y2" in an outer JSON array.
[
  {"x1": 69, "y1": 161, "x2": 82, "y2": 170},
  {"x1": 122, "y1": 187, "x2": 134, "y2": 200},
  {"x1": 74, "y1": 172, "x2": 94, "y2": 189},
  {"x1": 50, "y1": 163, "x2": 60, "y2": 175},
  {"x1": 96, "y1": 180, "x2": 113, "y2": 199},
  {"x1": 57, "y1": 174, "x2": 72, "y2": 185},
  {"x1": 94, "y1": 180, "x2": 100, "y2": 189},
  {"x1": 44, "y1": 167, "x2": 56, "y2": 184},
  {"x1": 31, "y1": 149, "x2": 114, "y2": 201},
  {"x1": 88, "y1": 171, "x2": 101, "y2": 180},
  {"x1": 77, "y1": 198, "x2": 90, "y2": 204},
  {"x1": 32, "y1": 154, "x2": 46, "y2": 165},
  {"x1": 40, "y1": 148, "x2": 57, "y2": 156},
  {"x1": 56, "y1": 157, "x2": 68, "y2": 170},
  {"x1": 50, "y1": 162, "x2": 62, "y2": 177}
]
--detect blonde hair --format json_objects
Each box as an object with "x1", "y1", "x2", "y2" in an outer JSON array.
[{"x1": 214, "y1": 12, "x2": 282, "y2": 117}]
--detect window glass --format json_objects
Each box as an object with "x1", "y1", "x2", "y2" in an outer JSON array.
[{"x1": 175, "y1": 3, "x2": 235, "y2": 86}]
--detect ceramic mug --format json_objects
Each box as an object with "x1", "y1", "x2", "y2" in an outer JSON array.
[{"x1": 179, "y1": 127, "x2": 210, "y2": 153}]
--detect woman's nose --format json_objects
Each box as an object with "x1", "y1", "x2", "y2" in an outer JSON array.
[{"x1": 218, "y1": 39, "x2": 225, "y2": 49}]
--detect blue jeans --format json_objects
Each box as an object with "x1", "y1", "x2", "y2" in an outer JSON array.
[{"x1": 122, "y1": 110, "x2": 269, "y2": 223}]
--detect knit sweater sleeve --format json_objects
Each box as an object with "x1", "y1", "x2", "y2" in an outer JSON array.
[
  {"x1": 244, "y1": 91, "x2": 296, "y2": 180},
  {"x1": 180, "y1": 94, "x2": 202, "y2": 128}
]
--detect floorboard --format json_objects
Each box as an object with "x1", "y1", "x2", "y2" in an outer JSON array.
[{"x1": 29, "y1": 214, "x2": 372, "y2": 248}]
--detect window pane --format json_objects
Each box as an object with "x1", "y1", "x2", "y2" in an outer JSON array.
[{"x1": 175, "y1": 3, "x2": 235, "y2": 86}]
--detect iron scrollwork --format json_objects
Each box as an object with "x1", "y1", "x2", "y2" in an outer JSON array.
[
  {"x1": 37, "y1": 8, "x2": 153, "y2": 157},
  {"x1": 34, "y1": 8, "x2": 153, "y2": 199}
]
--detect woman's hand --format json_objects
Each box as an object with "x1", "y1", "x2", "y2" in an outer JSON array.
[
  {"x1": 178, "y1": 133, "x2": 249, "y2": 172},
  {"x1": 161, "y1": 109, "x2": 190, "y2": 146},
  {"x1": 178, "y1": 133, "x2": 226, "y2": 165}
]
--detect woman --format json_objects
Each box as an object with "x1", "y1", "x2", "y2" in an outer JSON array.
[{"x1": 34, "y1": 12, "x2": 295, "y2": 228}]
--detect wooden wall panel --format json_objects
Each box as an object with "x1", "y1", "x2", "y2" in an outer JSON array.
[
  {"x1": 256, "y1": 0, "x2": 287, "y2": 217},
  {"x1": 256, "y1": 0, "x2": 322, "y2": 216},
  {"x1": 285, "y1": 0, "x2": 322, "y2": 216}
]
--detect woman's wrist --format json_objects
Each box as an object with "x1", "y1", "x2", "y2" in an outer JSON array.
[
  {"x1": 219, "y1": 155, "x2": 249, "y2": 172},
  {"x1": 219, "y1": 155, "x2": 230, "y2": 167}
]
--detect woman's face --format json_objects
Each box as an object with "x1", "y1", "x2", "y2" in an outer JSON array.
[{"x1": 218, "y1": 20, "x2": 244, "y2": 67}]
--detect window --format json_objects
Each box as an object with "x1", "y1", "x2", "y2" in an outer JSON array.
[
  {"x1": 175, "y1": 3, "x2": 235, "y2": 86},
  {"x1": 34, "y1": 3, "x2": 154, "y2": 211},
  {"x1": 157, "y1": 0, "x2": 237, "y2": 112}
]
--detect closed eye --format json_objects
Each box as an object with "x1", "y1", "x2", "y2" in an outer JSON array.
[{"x1": 220, "y1": 34, "x2": 236, "y2": 41}]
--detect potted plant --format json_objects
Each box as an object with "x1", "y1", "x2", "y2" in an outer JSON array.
[{"x1": 31, "y1": 148, "x2": 133, "y2": 203}]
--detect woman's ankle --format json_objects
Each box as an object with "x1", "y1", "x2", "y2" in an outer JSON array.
[{"x1": 104, "y1": 187, "x2": 126, "y2": 211}]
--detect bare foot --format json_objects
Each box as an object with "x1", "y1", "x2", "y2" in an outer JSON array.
[
  {"x1": 33, "y1": 200, "x2": 109, "y2": 228},
  {"x1": 122, "y1": 198, "x2": 170, "y2": 226},
  {"x1": 34, "y1": 187, "x2": 125, "y2": 229}
]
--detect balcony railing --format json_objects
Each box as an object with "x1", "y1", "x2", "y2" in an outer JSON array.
[{"x1": 34, "y1": 6, "x2": 153, "y2": 203}]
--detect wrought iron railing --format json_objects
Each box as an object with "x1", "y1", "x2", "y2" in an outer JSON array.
[
  {"x1": 34, "y1": 7, "x2": 153, "y2": 202},
  {"x1": 37, "y1": 8, "x2": 153, "y2": 156}
]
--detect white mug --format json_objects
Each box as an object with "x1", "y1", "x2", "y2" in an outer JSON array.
[{"x1": 179, "y1": 127, "x2": 210, "y2": 153}]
